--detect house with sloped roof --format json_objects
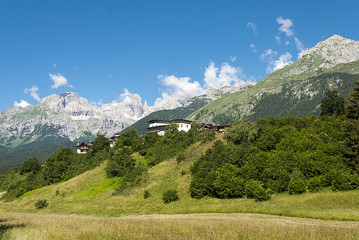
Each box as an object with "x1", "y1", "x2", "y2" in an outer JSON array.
[{"x1": 147, "y1": 119, "x2": 192, "y2": 136}]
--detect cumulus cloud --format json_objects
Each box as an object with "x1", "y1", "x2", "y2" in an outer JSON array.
[
  {"x1": 230, "y1": 56, "x2": 236, "y2": 62},
  {"x1": 14, "y1": 100, "x2": 30, "y2": 108},
  {"x1": 159, "y1": 75, "x2": 204, "y2": 104},
  {"x1": 271, "y1": 52, "x2": 293, "y2": 72},
  {"x1": 49, "y1": 73, "x2": 71, "y2": 89},
  {"x1": 203, "y1": 62, "x2": 251, "y2": 89},
  {"x1": 247, "y1": 22, "x2": 257, "y2": 34},
  {"x1": 24, "y1": 86, "x2": 41, "y2": 102},
  {"x1": 275, "y1": 35, "x2": 281, "y2": 44},
  {"x1": 260, "y1": 49, "x2": 293, "y2": 73},
  {"x1": 276, "y1": 17, "x2": 294, "y2": 37}
]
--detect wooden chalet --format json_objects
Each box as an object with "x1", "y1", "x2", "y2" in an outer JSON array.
[
  {"x1": 201, "y1": 123, "x2": 231, "y2": 133},
  {"x1": 74, "y1": 142, "x2": 93, "y2": 154}
]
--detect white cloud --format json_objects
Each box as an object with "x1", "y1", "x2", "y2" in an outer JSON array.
[
  {"x1": 276, "y1": 17, "x2": 294, "y2": 37},
  {"x1": 249, "y1": 43, "x2": 258, "y2": 52},
  {"x1": 14, "y1": 100, "x2": 30, "y2": 108},
  {"x1": 247, "y1": 22, "x2": 257, "y2": 34},
  {"x1": 268, "y1": 53, "x2": 293, "y2": 73},
  {"x1": 203, "y1": 62, "x2": 251, "y2": 89},
  {"x1": 230, "y1": 56, "x2": 236, "y2": 62},
  {"x1": 275, "y1": 35, "x2": 281, "y2": 44},
  {"x1": 49, "y1": 73, "x2": 69, "y2": 89},
  {"x1": 260, "y1": 49, "x2": 293, "y2": 73},
  {"x1": 294, "y1": 37, "x2": 306, "y2": 58},
  {"x1": 259, "y1": 49, "x2": 278, "y2": 62},
  {"x1": 24, "y1": 86, "x2": 41, "y2": 102},
  {"x1": 151, "y1": 75, "x2": 204, "y2": 110},
  {"x1": 285, "y1": 41, "x2": 290, "y2": 45}
]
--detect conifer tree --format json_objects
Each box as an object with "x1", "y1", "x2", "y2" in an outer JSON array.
[
  {"x1": 320, "y1": 89, "x2": 345, "y2": 116},
  {"x1": 343, "y1": 80, "x2": 359, "y2": 172}
]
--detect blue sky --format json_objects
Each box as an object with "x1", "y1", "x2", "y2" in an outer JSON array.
[{"x1": 1, "y1": 0, "x2": 359, "y2": 111}]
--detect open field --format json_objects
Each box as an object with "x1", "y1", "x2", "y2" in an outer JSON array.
[
  {"x1": 1, "y1": 138, "x2": 359, "y2": 221},
  {"x1": 1, "y1": 212, "x2": 359, "y2": 240}
]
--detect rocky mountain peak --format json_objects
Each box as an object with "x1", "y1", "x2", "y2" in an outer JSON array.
[{"x1": 300, "y1": 34, "x2": 359, "y2": 70}]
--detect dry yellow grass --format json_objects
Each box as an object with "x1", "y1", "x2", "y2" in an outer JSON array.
[{"x1": 1, "y1": 212, "x2": 359, "y2": 240}]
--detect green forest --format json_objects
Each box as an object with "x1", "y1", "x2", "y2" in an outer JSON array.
[{"x1": 1, "y1": 82, "x2": 359, "y2": 203}]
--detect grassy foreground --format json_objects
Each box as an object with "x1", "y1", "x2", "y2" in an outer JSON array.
[{"x1": 1, "y1": 212, "x2": 359, "y2": 240}]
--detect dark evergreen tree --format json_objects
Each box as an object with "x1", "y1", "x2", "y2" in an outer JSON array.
[
  {"x1": 343, "y1": 80, "x2": 359, "y2": 172},
  {"x1": 320, "y1": 89, "x2": 345, "y2": 116}
]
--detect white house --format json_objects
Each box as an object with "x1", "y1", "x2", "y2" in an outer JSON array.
[
  {"x1": 147, "y1": 119, "x2": 192, "y2": 136},
  {"x1": 74, "y1": 142, "x2": 93, "y2": 154}
]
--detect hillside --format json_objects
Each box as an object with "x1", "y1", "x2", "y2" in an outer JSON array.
[
  {"x1": 1, "y1": 134, "x2": 359, "y2": 221},
  {"x1": 188, "y1": 35, "x2": 359, "y2": 123}
]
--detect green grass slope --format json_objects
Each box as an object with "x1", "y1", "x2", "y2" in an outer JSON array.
[
  {"x1": 188, "y1": 60, "x2": 359, "y2": 123},
  {"x1": 1, "y1": 136, "x2": 359, "y2": 220}
]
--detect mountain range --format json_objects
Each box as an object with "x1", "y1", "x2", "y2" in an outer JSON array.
[{"x1": 1, "y1": 34, "x2": 359, "y2": 172}]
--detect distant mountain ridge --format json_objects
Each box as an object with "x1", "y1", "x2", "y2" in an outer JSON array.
[{"x1": 188, "y1": 34, "x2": 359, "y2": 123}]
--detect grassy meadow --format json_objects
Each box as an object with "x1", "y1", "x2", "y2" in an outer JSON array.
[
  {"x1": 1, "y1": 136, "x2": 359, "y2": 239},
  {"x1": 1, "y1": 212, "x2": 359, "y2": 240}
]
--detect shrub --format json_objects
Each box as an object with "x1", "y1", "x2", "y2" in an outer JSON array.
[
  {"x1": 115, "y1": 163, "x2": 148, "y2": 194},
  {"x1": 35, "y1": 199, "x2": 49, "y2": 209},
  {"x1": 307, "y1": 176, "x2": 323, "y2": 192},
  {"x1": 331, "y1": 172, "x2": 359, "y2": 191},
  {"x1": 144, "y1": 190, "x2": 151, "y2": 199},
  {"x1": 176, "y1": 153, "x2": 185, "y2": 163},
  {"x1": 162, "y1": 189, "x2": 179, "y2": 203},
  {"x1": 288, "y1": 180, "x2": 306, "y2": 194},
  {"x1": 244, "y1": 180, "x2": 271, "y2": 201}
]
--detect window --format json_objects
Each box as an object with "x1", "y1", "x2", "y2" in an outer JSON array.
[{"x1": 181, "y1": 124, "x2": 183, "y2": 127}]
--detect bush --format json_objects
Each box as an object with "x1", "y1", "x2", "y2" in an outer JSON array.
[
  {"x1": 244, "y1": 180, "x2": 271, "y2": 201},
  {"x1": 331, "y1": 172, "x2": 359, "y2": 191},
  {"x1": 106, "y1": 148, "x2": 135, "y2": 178},
  {"x1": 176, "y1": 153, "x2": 185, "y2": 163},
  {"x1": 35, "y1": 199, "x2": 49, "y2": 209},
  {"x1": 162, "y1": 189, "x2": 179, "y2": 203},
  {"x1": 144, "y1": 190, "x2": 151, "y2": 199},
  {"x1": 307, "y1": 176, "x2": 323, "y2": 192},
  {"x1": 288, "y1": 180, "x2": 306, "y2": 194},
  {"x1": 115, "y1": 163, "x2": 148, "y2": 195}
]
